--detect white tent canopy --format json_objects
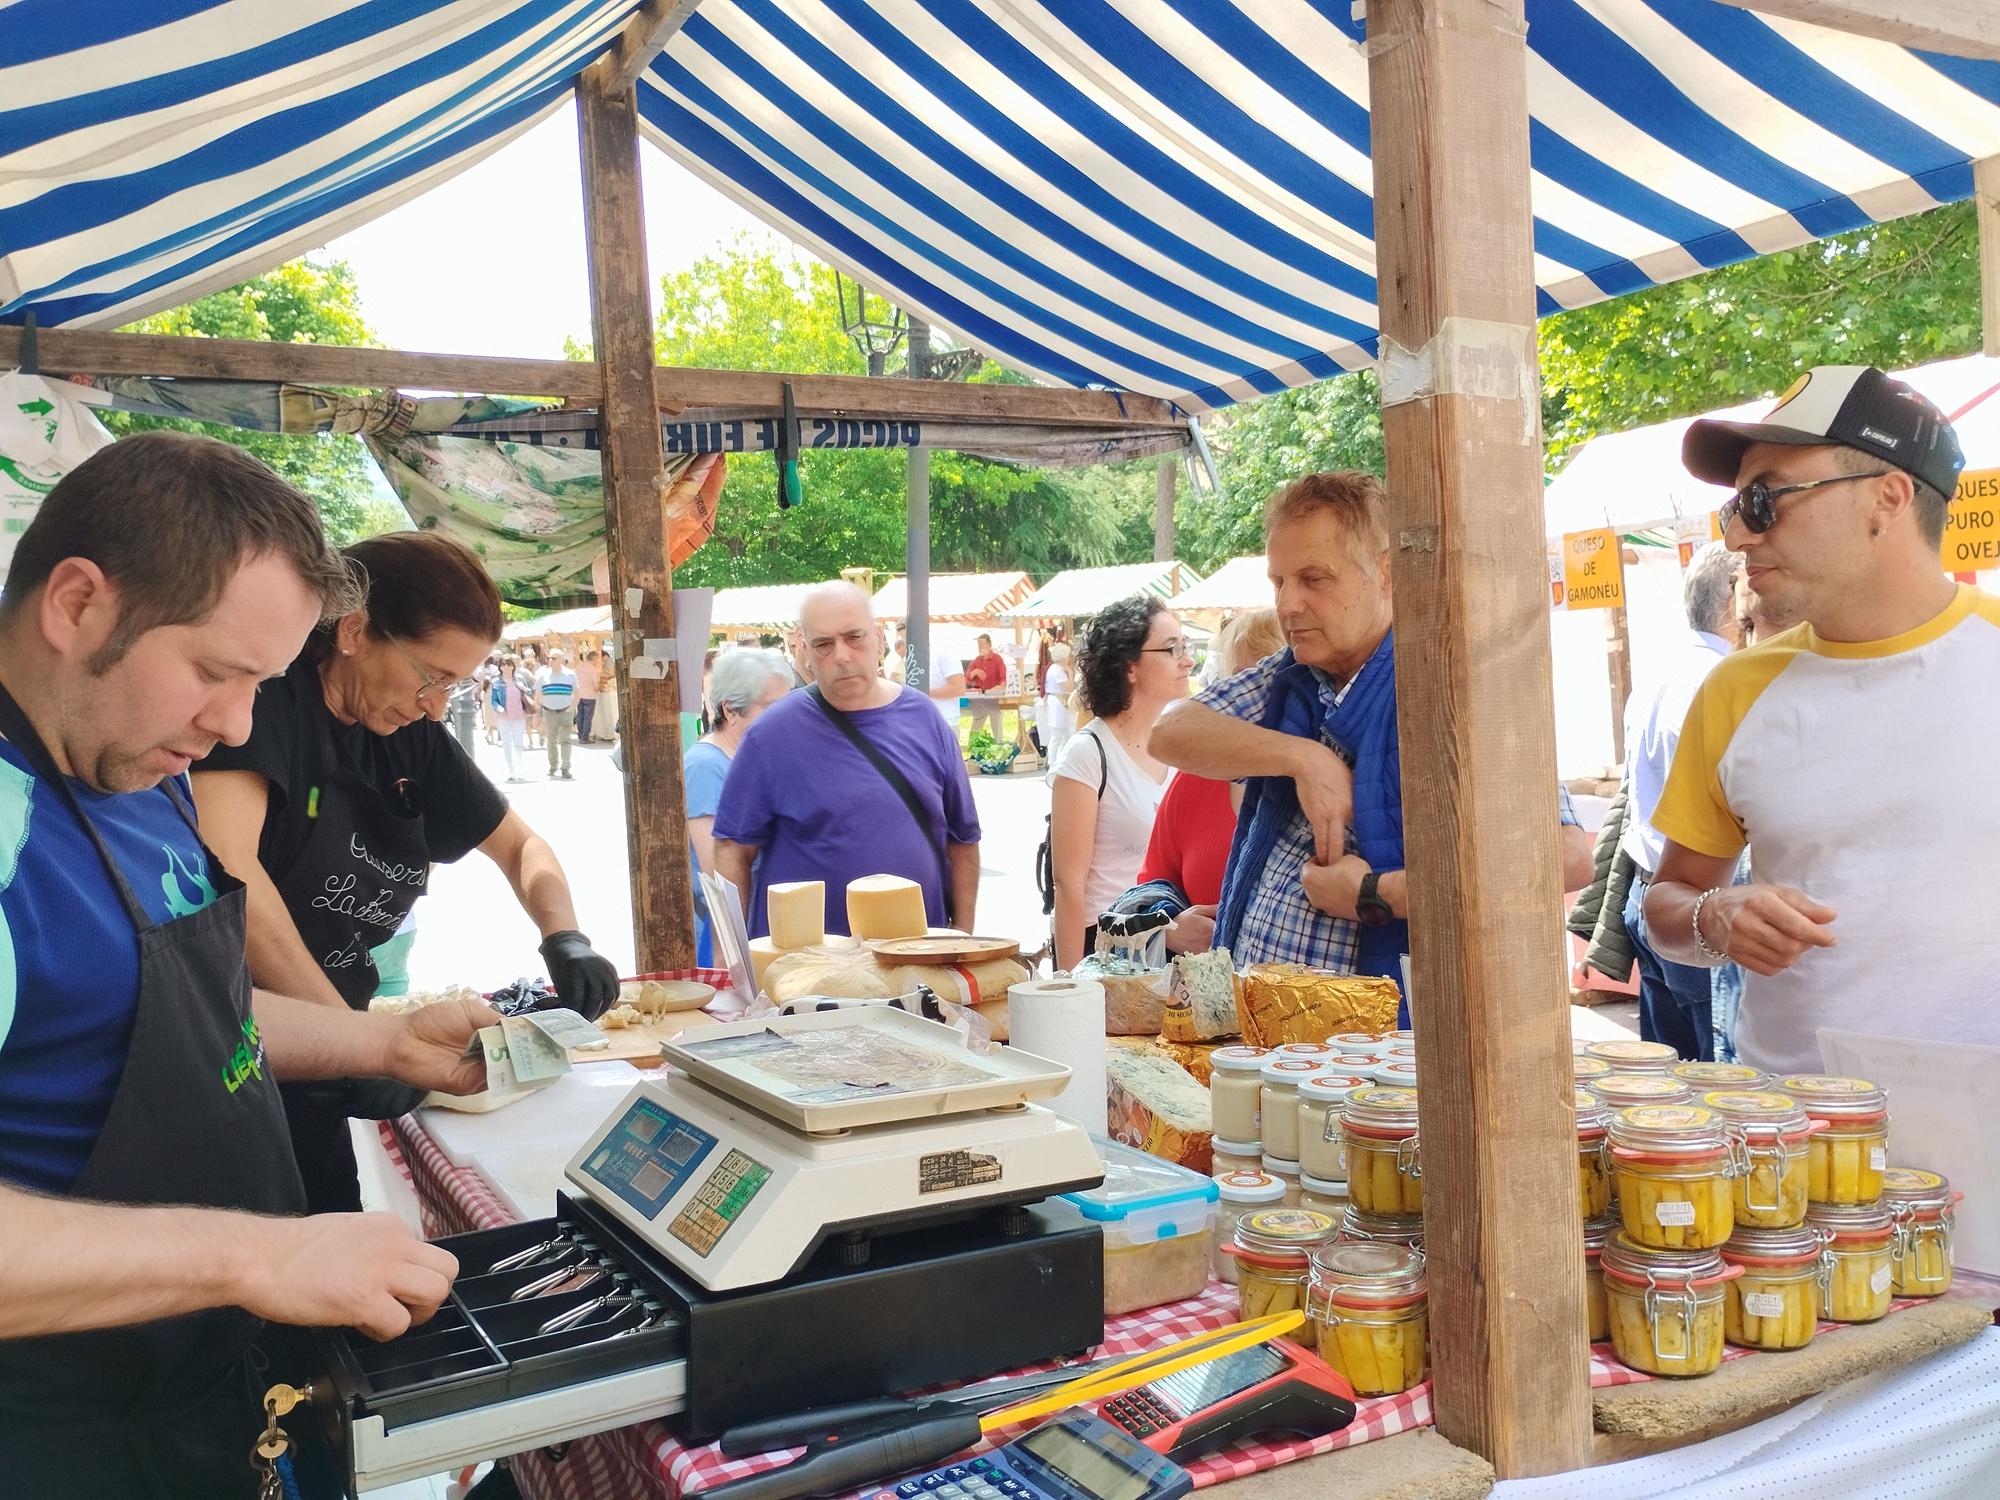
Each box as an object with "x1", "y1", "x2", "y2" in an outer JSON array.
[
  {"x1": 871, "y1": 570, "x2": 1035, "y2": 623},
  {"x1": 502, "y1": 603, "x2": 614, "y2": 642},
  {"x1": 708, "y1": 580, "x2": 839, "y2": 632},
  {"x1": 999, "y1": 560, "x2": 1199, "y2": 623},
  {"x1": 1171, "y1": 555, "x2": 1272, "y2": 619}
]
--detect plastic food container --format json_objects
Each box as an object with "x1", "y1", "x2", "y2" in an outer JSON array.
[
  {"x1": 1339, "y1": 1205, "x2": 1425, "y2": 1250},
  {"x1": 1672, "y1": 1062, "x2": 1771, "y2": 1092},
  {"x1": 1601, "y1": 1233, "x2": 1739, "y2": 1377},
  {"x1": 1781, "y1": 1075, "x2": 1889, "y2": 1206},
  {"x1": 1341, "y1": 1086, "x2": 1423, "y2": 1218},
  {"x1": 1721, "y1": 1223, "x2": 1827, "y2": 1350},
  {"x1": 1610, "y1": 1104, "x2": 1735, "y2": 1251},
  {"x1": 1884, "y1": 1167, "x2": 1960, "y2": 1297},
  {"x1": 1259, "y1": 1057, "x2": 1325, "y2": 1162},
  {"x1": 1307, "y1": 1242, "x2": 1429, "y2": 1396},
  {"x1": 1297, "y1": 1074, "x2": 1367, "y2": 1182},
  {"x1": 1583, "y1": 1215, "x2": 1613, "y2": 1342},
  {"x1": 1211, "y1": 1137, "x2": 1263, "y2": 1177},
  {"x1": 1209, "y1": 1047, "x2": 1270, "y2": 1144},
  {"x1": 1230, "y1": 1208, "x2": 1340, "y2": 1322},
  {"x1": 1212, "y1": 1170, "x2": 1287, "y2": 1286},
  {"x1": 1590, "y1": 1073, "x2": 1696, "y2": 1110},
  {"x1": 1573, "y1": 1056, "x2": 1614, "y2": 1088},
  {"x1": 1585, "y1": 1039, "x2": 1680, "y2": 1074},
  {"x1": 1299, "y1": 1172, "x2": 1350, "y2": 1221},
  {"x1": 1261, "y1": 1154, "x2": 1303, "y2": 1207},
  {"x1": 1062, "y1": 1137, "x2": 1220, "y2": 1316},
  {"x1": 1575, "y1": 1089, "x2": 1612, "y2": 1222},
  {"x1": 1809, "y1": 1202, "x2": 1897, "y2": 1323},
  {"x1": 1367, "y1": 1058, "x2": 1420, "y2": 1090},
  {"x1": 1704, "y1": 1090, "x2": 1816, "y2": 1229}
]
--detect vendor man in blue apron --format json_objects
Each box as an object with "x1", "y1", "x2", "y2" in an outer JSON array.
[{"x1": 0, "y1": 432, "x2": 498, "y2": 1498}]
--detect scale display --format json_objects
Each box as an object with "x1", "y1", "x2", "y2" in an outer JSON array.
[{"x1": 583, "y1": 1098, "x2": 717, "y2": 1220}]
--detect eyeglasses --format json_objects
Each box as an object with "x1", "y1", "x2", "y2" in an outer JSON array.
[
  {"x1": 1719, "y1": 472, "x2": 1874, "y2": 536},
  {"x1": 808, "y1": 630, "x2": 873, "y2": 658},
  {"x1": 385, "y1": 634, "x2": 478, "y2": 704},
  {"x1": 1138, "y1": 639, "x2": 1196, "y2": 661}
]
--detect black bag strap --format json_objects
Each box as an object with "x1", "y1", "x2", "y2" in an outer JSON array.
[{"x1": 808, "y1": 687, "x2": 952, "y2": 917}]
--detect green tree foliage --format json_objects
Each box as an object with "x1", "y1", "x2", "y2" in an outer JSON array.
[{"x1": 108, "y1": 259, "x2": 405, "y2": 545}]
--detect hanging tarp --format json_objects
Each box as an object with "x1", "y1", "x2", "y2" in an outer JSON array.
[
  {"x1": 0, "y1": 372, "x2": 115, "y2": 580},
  {"x1": 91, "y1": 377, "x2": 545, "y2": 438}
]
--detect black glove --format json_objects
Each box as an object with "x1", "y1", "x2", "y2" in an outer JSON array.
[{"x1": 539, "y1": 930, "x2": 619, "y2": 1020}]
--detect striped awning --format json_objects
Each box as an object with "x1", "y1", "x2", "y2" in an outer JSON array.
[
  {"x1": 999, "y1": 559, "x2": 1200, "y2": 622},
  {"x1": 6, "y1": 3, "x2": 2000, "y2": 415}
]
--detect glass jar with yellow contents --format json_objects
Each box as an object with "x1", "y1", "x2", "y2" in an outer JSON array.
[
  {"x1": 1672, "y1": 1061, "x2": 1772, "y2": 1093},
  {"x1": 1721, "y1": 1224, "x2": 1827, "y2": 1351},
  {"x1": 1339, "y1": 1206, "x2": 1425, "y2": 1250},
  {"x1": 1574, "y1": 1055, "x2": 1614, "y2": 1090},
  {"x1": 1307, "y1": 1242, "x2": 1429, "y2": 1397},
  {"x1": 1340, "y1": 1087, "x2": 1424, "y2": 1218},
  {"x1": 1297, "y1": 1073, "x2": 1368, "y2": 1184},
  {"x1": 1781, "y1": 1075, "x2": 1889, "y2": 1206},
  {"x1": 1585, "y1": 1038, "x2": 1680, "y2": 1074},
  {"x1": 1809, "y1": 1201, "x2": 1897, "y2": 1323},
  {"x1": 1212, "y1": 1170, "x2": 1287, "y2": 1286},
  {"x1": 1583, "y1": 1215, "x2": 1613, "y2": 1343},
  {"x1": 1884, "y1": 1168, "x2": 1961, "y2": 1298},
  {"x1": 1600, "y1": 1234, "x2": 1739, "y2": 1377},
  {"x1": 1590, "y1": 1073, "x2": 1695, "y2": 1111},
  {"x1": 1609, "y1": 1105, "x2": 1736, "y2": 1250},
  {"x1": 1229, "y1": 1208, "x2": 1339, "y2": 1322},
  {"x1": 1575, "y1": 1090, "x2": 1612, "y2": 1223},
  {"x1": 1706, "y1": 1090, "x2": 1815, "y2": 1229}
]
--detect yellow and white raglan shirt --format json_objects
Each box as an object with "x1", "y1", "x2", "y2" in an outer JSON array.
[{"x1": 1652, "y1": 585, "x2": 2000, "y2": 1077}]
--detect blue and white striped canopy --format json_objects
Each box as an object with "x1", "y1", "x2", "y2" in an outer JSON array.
[{"x1": 6, "y1": 1, "x2": 2000, "y2": 413}]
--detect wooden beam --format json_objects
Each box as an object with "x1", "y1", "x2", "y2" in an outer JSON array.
[
  {"x1": 1364, "y1": 0, "x2": 1592, "y2": 1479},
  {"x1": 578, "y1": 79, "x2": 695, "y2": 971},
  {"x1": 586, "y1": 0, "x2": 704, "y2": 96},
  {"x1": 0, "y1": 324, "x2": 1180, "y2": 429},
  {"x1": 1711, "y1": 0, "x2": 1999, "y2": 60},
  {"x1": 1977, "y1": 157, "x2": 2000, "y2": 359}
]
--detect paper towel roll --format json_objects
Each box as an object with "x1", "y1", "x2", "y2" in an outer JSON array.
[{"x1": 1008, "y1": 977, "x2": 1108, "y2": 1133}]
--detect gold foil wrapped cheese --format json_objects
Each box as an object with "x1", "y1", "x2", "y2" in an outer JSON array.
[{"x1": 1237, "y1": 964, "x2": 1401, "y2": 1048}]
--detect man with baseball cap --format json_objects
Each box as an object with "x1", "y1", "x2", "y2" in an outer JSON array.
[{"x1": 1640, "y1": 365, "x2": 2000, "y2": 1075}]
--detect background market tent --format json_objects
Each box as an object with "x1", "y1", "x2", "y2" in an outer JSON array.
[
  {"x1": 870, "y1": 570, "x2": 1035, "y2": 624},
  {"x1": 502, "y1": 602, "x2": 614, "y2": 643},
  {"x1": 1170, "y1": 555, "x2": 1272, "y2": 624},
  {"x1": 998, "y1": 559, "x2": 1201, "y2": 626},
  {"x1": 707, "y1": 579, "x2": 836, "y2": 633}
]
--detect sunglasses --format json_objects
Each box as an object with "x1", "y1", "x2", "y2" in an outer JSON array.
[{"x1": 1719, "y1": 471, "x2": 1874, "y2": 535}]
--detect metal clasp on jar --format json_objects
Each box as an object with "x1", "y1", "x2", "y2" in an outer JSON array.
[
  {"x1": 1889, "y1": 1204, "x2": 1954, "y2": 1287},
  {"x1": 1396, "y1": 1134, "x2": 1423, "y2": 1181},
  {"x1": 1321, "y1": 1106, "x2": 1342, "y2": 1144},
  {"x1": 1726, "y1": 1129, "x2": 1783, "y2": 1208},
  {"x1": 1639, "y1": 1270, "x2": 1697, "y2": 1366}
]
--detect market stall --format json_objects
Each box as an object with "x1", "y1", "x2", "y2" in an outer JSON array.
[{"x1": 875, "y1": 571, "x2": 1041, "y2": 758}]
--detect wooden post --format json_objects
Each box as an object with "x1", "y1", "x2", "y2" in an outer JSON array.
[
  {"x1": 1364, "y1": 0, "x2": 1591, "y2": 1478},
  {"x1": 1606, "y1": 603, "x2": 1632, "y2": 766},
  {"x1": 1154, "y1": 459, "x2": 1176, "y2": 562},
  {"x1": 1977, "y1": 157, "x2": 1999, "y2": 359},
  {"x1": 577, "y1": 76, "x2": 695, "y2": 970}
]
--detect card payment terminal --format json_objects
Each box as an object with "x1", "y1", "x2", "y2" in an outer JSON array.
[
  {"x1": 1096, "y1": 1338, "x2": 1355, "y2": 1460},
  {"x1": 872, "y1": 1413, "x2": 1192, "y2": 1500}
]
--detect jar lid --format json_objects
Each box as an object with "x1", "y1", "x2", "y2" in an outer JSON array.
[
  {"x1": 1387, "y1": 1029, "x2": 1416, "y2": 1043},
  {"x1": 1341, "y1": 1085, "x2": 1422, "y2": 1135},
  {"x1": 1807, "y1": 1201, "x2": 1895, "y2": 1241},
  {"x1": 1262, "y1": 1154, "x2": 1302, "y2": 1178},
  {"x1": 1701, "y1": 1089, "x2": 1810, "y2": 1137},
  {"x1": 1369, "y1": 1059, "x2": 1420, "y2": 1089},
  {"x1": 1608, "y1": 1103, "x2": 1728, "y2": 1154},
  {"x1": 1574, "y1": 1088, "x2": 1610, "y2": 1134},
  {"x1": 1573, "y1": 1056, "x2": 1614, "y2": 1084},
  {"x1": 1591, "y1": 1073, "x2": 1695, "y2": 1107},
  {"x1": 1326, "y1": 1032, "x2": 1382, "y2": 1050},
  {"x1": 1583, "y1": 1213, "x2": 1615, "y2": 1253},
  {"x1": 1672, "y1": 1062, "x2": 1771, "y2": 1090},
  {"x1": 1308, "y1": 1241, "x2": 1427, "y2": 1304},
  {"x1": 1882, "y1": 1166, "x2": 1954, "y2": 1214},
  {"x1": 1377, "y1": 1042, "x2": 1417, "y2": 1060},
  {"x1": 1211, "y1": 1046, "x2": 1272, "y2": 1075},
  {"x1": 1211, "y1": 1135, "x2": 1263, "y2": 1155},
  {"x1": 1327, "y1": 1054, "x2": 1380, "y2": 1071},
  {"x1": 1235, "y1": 1207, "x2": 1339, "y2": 1259},
  {"x1": 1214, "y1": 1170, "x2": 1287, "y2": 1205},
  {"x1": 1779, "y1": 1074, "x2": 1888, "y2": 1118},
  {"x1": 1723, "y1": 1223, "x2": 1825, "y2": 1264},
  {"x1": 1600, "y1": 1231, "x2": 1729, "y2": 1287},
  {"x1": 1338, "y1": 1205, "x2": 1425, "y2": 1243},
  {"x1": 1299, "y1": 1171, "x2": 1349, "y2": 1195},
  {"x1": 1300, "y1": 1073, "x2": 1369, "y2": 1101},
  {"x1": 1584, "y1": 1039, "x2": 1679, "y2": 1071},
  {"x1": 1276, "y1": 1042, "x2": 1339, "y2": 1062},
  {"x1": 1261, "y1": 1056, "x2": 1326, "y2": 1084}
]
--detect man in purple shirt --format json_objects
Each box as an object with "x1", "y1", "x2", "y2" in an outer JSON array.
[{"x1": 714, "y1": 582, "x2": 981, "y2": 937}]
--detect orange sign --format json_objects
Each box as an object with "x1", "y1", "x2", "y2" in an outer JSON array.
[
  {"x1": 1562, "y1": 528, "x2": 1624, "y2": 611},
  {"x1": 1941, "y1": 468, "x2": 2000, "y2": 573}
]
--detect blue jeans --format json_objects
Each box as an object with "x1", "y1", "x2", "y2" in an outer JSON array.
[{"x1": 1624, "y1": 880, "x2": 1714, "y2": 1062}]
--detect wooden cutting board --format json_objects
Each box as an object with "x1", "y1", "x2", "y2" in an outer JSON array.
[{"x1": 570, "y1": 1008, "x2": 721, "y2": 1063}]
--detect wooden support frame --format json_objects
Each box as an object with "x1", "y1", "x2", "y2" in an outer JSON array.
[
  {"x1": 1977, "y1": 157, "x2": 2000, "y2": 360},
  {"x1": 1364, "y1": 0, "x2": 1592, "y2": 1477},
  {"x1": 587, "y1": 0, "x2": 704, "y2": 95},
  {"x1": 578, "y1": 73, "x2": 695, "y2": 971},
  {"x1": 1711, "y1": 0, "x2": 1999, "y2": 60}
]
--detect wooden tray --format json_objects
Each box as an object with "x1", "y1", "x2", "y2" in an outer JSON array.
[{"x1": 865, "y1": 934, "x2": 1020, "y2": 966}]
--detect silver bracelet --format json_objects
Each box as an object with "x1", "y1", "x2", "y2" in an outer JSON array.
[{"x1": 1690, "y1": 887, "x2": 1730, "y2": 963}]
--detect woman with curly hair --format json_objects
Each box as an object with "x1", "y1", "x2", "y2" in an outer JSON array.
[{"x1": 1048, "y1": 593, "x2": 1192, "y2": 969}]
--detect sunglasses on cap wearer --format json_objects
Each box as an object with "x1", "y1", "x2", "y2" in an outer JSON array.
[{"x1": 1718, "y1": 470, "x2": 1880, "y2": 536}]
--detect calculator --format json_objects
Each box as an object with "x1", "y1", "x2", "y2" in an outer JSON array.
[
  {"x1": 1095, "y1": 1337, "x2": 1355, "y2": 1460},
  {"x1": 870, "y1": 1411, "x2": 1192, "y2": 1500}
]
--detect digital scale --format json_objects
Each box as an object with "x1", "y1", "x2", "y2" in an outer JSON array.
[{"x1": 315, "y1": 1010, "x2": 1110, "y2": 1494}]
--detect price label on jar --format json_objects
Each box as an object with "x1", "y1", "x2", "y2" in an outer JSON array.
[
  {"x1": 1871, "y1": 1265, "x2": 1893, "y2": 1294},
  {"x1": 1743, "y1": 1292, "x2": 1787, "y2": 1318},
  {"x1": 1655, "y1": 1200, "x2": 1697, "y2": 1227},
  {"x1": 1870, "y1": 1147, "x2": 1887, "y2": 1171}
]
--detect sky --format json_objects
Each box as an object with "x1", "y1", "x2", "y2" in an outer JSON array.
[{"x1": 320, "y1": 107, "x2": 775, "y2": 360}]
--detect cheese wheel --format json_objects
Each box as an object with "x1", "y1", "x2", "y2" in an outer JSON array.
[
  {"x1": 766, "y1": 880, "x2": 826, "y2": 949},
  {"x1": 749, "y1": 936, "x2": 793, "y2": 991},
  {"x1": 845, "y1": 874, "x2": 927, "y2": 940}
]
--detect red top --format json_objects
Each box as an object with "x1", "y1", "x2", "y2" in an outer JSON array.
[
  {"x1": 1136, "y1": 772, "x2": 1236, "y2": 906},
  {"x1": 965, "y1": 651, "x2": 1007, "y2": 691}
]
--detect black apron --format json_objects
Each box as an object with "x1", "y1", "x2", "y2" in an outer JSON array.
[
  {"x1": 271, "y1": 698, "x2": 434, "y2": 1214},
  {"x1": 0, "y1": 680, "x2": 308, "y2": 1500}
]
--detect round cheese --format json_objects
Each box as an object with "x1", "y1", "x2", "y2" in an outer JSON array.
[{"x1": 845, "y1": 874, "x2": 928, "y2": 940}]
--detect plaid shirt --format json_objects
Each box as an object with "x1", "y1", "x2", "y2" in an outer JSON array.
[{"x1": 1202, "y1": 655, "x2": 1585, "y2": 971}]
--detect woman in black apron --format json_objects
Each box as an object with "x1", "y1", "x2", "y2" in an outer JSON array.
[{"x1": 192, "y1": 532, "x2": 619, "y2": 1213}]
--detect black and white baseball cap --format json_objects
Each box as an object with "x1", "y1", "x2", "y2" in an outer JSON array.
[{"x1": 1683, "y1": 365, "x2": 1965, "y2": 499}]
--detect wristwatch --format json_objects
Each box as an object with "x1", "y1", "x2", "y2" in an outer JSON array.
[{"x1": 1356, "y1": 871, "x2": 1394, "y2": 928}]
